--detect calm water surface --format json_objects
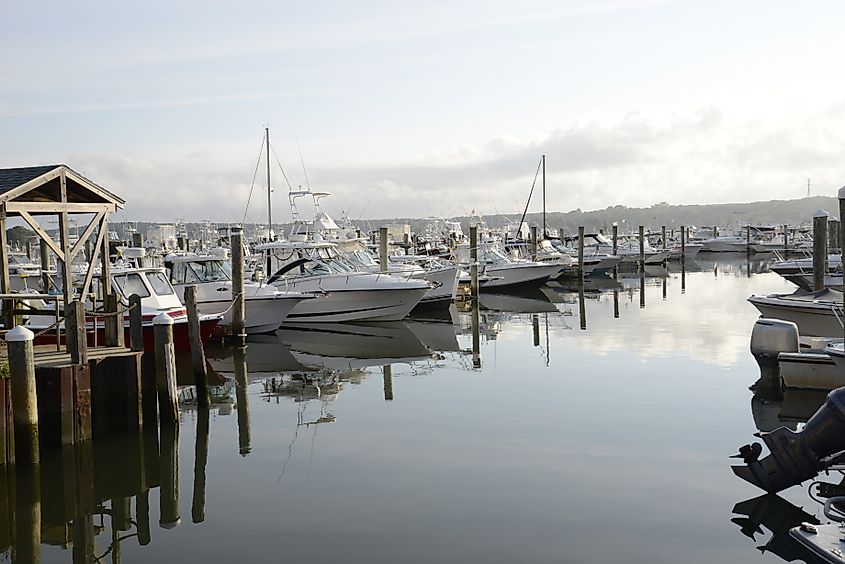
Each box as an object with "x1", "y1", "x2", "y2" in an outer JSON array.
[{"x1": 7, "y1": 255, "x2": 828, "y2": 563}]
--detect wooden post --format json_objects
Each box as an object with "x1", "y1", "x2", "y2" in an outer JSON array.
[
  {"x1": 154, "y1": 313, "x2": 178, "y2": 426},
  {"x1": 530, "y1": 226, "x2": 539, "y2": 261},
  {"x1": 578, "y1": 226, "x2": 585, "y2": 277},
  {"x1": 813, "y1": 209, "x2": 829, "y2": 291},
  {"x1": 532, "y1": 314, "x2": 540, "y2": 346},
  {"x1": 611, "y1": 223, "x2": 618, "y2": 256},
  {"x1": 639, "y1": 271, "x2": 646, "y2": 309},
  {"x1": 638, "y1": 225, "x2": 645, "y2": 269},
  {"x1": 230, "y1": 228, "x2": 246, "y2": 347},
  {"x1": 129, "y1": 294, "x2": 143, "y2": 352},
  {"x1": 470, "y1": 226, "x2": 479, "y2": 299},
  {"x1": 39, "y1": 239, "x2": 50, "y2": 293},
  {"x1": 192, "y1": 406, "x2": 209, "y2": 524},
  {"x1": 26, "y1": 240, "x2": 33, "y2": 260},
  {"x1": 383, "y1": 365, "x2": 393, "y2": 401},
  {"x1": 661, "y1": 226, "x2": 666, "y2": 250},
  {"x1": 6, "y1": 326, "x2": 39, "y2": 465},
  {"x1": 471, "y1": 300, "x2": 481, "y2": 369},
  {"x1": 184, "y1": 286, "x2": 209, "y2": 408},
  {"x1": 783, "y1": 224, "x2": 789, "y2": 252},
  {"x1": 65, "y1": 300, "x2": 88, "y2": 365},
  {"x1": 379, "y1": 227, "x2": 389, "y2": 273},
  {"x1": 578, "y1": 278, "x2": 586, "y2": 330},
  {"x1": 680, "y1": 225, "x2": 686, "y2": 262},
  {"x1": 830, "y1": 217, "x2": 841, "y2": 253},
  {"x1": 103, "y1": 293, "x2": 122, "y2": 348},
  {"x1": 840, "y1": 187, "x2": 845, "y2": 260},
  {"x1": 137, "y1": 490, "x2": 151, "y2": 545},
  {"x1": 233, "y1": 345, "x2": 251, "y2": 456},
  {"x1": 746, "y1": 224, "x2": 751, "y2": 254},
  {"x1": 132, "y1": 233, "x2": 143, "y2": 248},
  {"x1": 14, "y1": 464, "x2": 41, "y2": 563},
  {"x1": 0, "y1": 205, "x2": 12, "y2": 330}
]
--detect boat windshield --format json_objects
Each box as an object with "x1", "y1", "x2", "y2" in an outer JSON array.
[
  {"x1": 147, "y1": 272, "x2": 176, "y2": 296},
  {"x1": 483, "y1": 249, "x2": 512, "y2": 265},
  {"x1": 187, "y1": 260, "x2": 232, "y2": 282},
  {"x1": 113, "y1": 273, "x2": 150, "y2": 299}
]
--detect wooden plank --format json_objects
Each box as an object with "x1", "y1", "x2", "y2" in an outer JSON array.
[
  {"x1": 58, "y1": 171, "x2": 73, "y2": 309},
  {"x1": 5, "y1": 202, "x2": 116, "y2": 215},
  {"x1": 0, "y1": 204, "x2": 11, "y2": 329},
  {"x1": 78, "y1": 220, "x2": 106, "y2": 300},
  {"x1": 67, "y1": 211, "x2": 104, "y2": 261},
  {"x1": 19, "y1": 210, "x2": 64, "y2": 261}
]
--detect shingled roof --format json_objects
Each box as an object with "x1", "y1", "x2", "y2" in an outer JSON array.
[{"x1": 0, "y1": 164, "x2": 125, "y2": 208}]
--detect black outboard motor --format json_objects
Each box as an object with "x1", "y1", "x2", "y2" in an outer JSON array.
[{"x1": 732, "y1": 387, "x2": 845, "y2": 493}]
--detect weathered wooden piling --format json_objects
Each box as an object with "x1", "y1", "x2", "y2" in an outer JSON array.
[
  {"x1": 192, "y1": 407, "x2": 209, "y2": 524},
  {"x1": 680, "y1": 225, "x2": 686, "y2": 262},
  {"x1": 639, "y1": 271, "x2": 646, "y2": 309},
  {"x1": 129, "y1": 294, "x2": 143, "y2": 352},
  {"x1": 39, "y1": 239, "x2": 50, "y2": 292},
  {"x1": 14, "y1": 465, "x2": 41, "y2": 563},
  {"x1": 233, "y1": 345, "x2": 251, "y2": 456},
  {"x1": 379, "y1": 227, "x2": 389, "y2": 273},
  {"x1": 578, "y1": 226, "x2": 585, "y2": 276},
  {"x1": 530, "y1": 226, "x2": 539, "y2": 260},
  {"x1": 132, "y1": 233, "x2": 143, "y2": 248},
  {"x1": 137, "y1": 489, "x2": 151, "y2": 545},
  {"x1": 65, "y1": 301, "x2": 87, "y2": 366},
  {"x1": 746, "y1": 224, "x2": 751, "y2": 254},
  {"x1": 532, "y1": 314, "x2": 540, "y2": 346},
  {"x1": 103, "y1": 293, "x2": 123, "y2": 348},
  {"x1": 153, "y1": 313, "x2": 178, "y2": 426},
  {"x1": 830, "y1": 216, "x2": 841, "y2": 253},
  {"x1": 612, "y1": 287, "x2": 620, "y2": 319},
  {"x1": 230, "y1": 227, "x2": 246, "y2": 347},
  {"x1": 7, "y1": 326, "x2": 39, "y2": 465},
  {"x1": 470, "y1": 226, "x2": 479, "y2": 299},
  {"x1": 0, "y1": 363, "x2": 10, "y2": 466},
  {"x1": 661, "y1": 226, "x2": 666, "y2": 250},
  {"x1": 612, "y1": 223, "x2": 618, "y2": 256},
  {"x1": 184, "y1": 286, "x2": 209, "y2": 408},
  {"x1": 638, "y1": 225, "x2": 645, "y2": 269},
  {"x1": 813, "y1": 209, "x2": 829, "y2": 291},
  {"x1": 383, "y1": 365, "x2": 393, "y2": 401},
  {"x1": 783, "y1": 224, "x2": 789, "y2": 252},
  {"x1": 471, "y1": 300, "x2": 481, "y2": 369},
  {"x1": 840, "y1": 187, "x2": 845, "y2": 255},
  {"x1": 578, "y1": 278, "x2": 586, "y2": 331}
]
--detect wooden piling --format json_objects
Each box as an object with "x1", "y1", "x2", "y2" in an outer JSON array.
[
  {"x1": 14, "y1": 464, "x2": 41, "y2": 563},
  {"x1": 471, "y1": 300, "x2": 481, "y2": 369},
  {"x1": 680, "y1": 225, "x2": 686, "y2": 262},
  {"x1": 783, "y1": 224, "x2": 789, "y2": 252},
  {"x1": 530, "y1": 226, "x2": 539, "y2": 261},
  {"x1": 66, "y1": 301, "x2": 87, "y2": 365},
  {"x1": 830, "y1": 217, "x2": 841, "y2": 253},
  {"x1": 578, "y1": 226, "x2": 585, "y2": 277},
  {"x1": 158, "y1": 424, "x2": 180, "y2": 529},
  {"x1": 39, "y1": 239, "x2": 50, "y2": 293},
  {"x1": 840, "y1": 187, "x2": 845, "y2": 259},
  {"x1": 578, "y1": 278, "x2": 586, "y2": 330},
  {"x1": 639, "y1": 271, "x2": 646, "y2": 309},
  {"x1": 532, "y1": 314, "x2": 540, "y2": 346},
  {"x1": 612, "y1": 223, "x2": 618, "y2": 256},
  {"x1": 661, "y1": 226, "x2": 666, "y2": 250},
  {"x1": 153, "y1": 313, "x2": 178, "y2": 426},
  {"x1": 470, "y1": 226, "x2": 479, "y2": 299},
  {"x1": 746, "y1": 224, "x2": 751, "y2": 254},
  {"x1": 383, "y1": 365, "x2": 393, "y2": 401},
  {"x1": 230, "y1": 228, "x2": 246, "y2": 347},
  {"x1": 7, "y1": 326, "x2": 38, "y2": 465},
  {"x1": 379, "y1": 227, "x2": 389, "y2": 273},
  {"x1": 137, "y1": 490, "x2": 151, "y2": 545},
  {"x1": 638, "y1": 225, "x2": 645, "y2": 270},
  {"x1": 813, "y1": 209, "x2": 829, "y2": 291},
  {"x1": 184, "y1": 286, "x2": 209, "y2": 408},
  {"x1": 129, "y1": 294, "x2": 143, "y2": 352}
]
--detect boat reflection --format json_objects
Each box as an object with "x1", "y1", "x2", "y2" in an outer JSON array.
[
  {"x1": 731, "y1": 494, "x2": 825, "y2": 563},
  {"x1": 750, "y1": 390, "x2": 828, "y2": 432}
]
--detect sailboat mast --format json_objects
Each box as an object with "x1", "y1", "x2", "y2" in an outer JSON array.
[
  {"x1": 542, "y1": 154, "x2": 546, "y2": 238},
  {"x1": 266, "y1": 127, "x2": 272, "y2": 241}
]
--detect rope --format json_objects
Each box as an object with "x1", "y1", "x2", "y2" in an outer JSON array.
[
  {"x1": 83, "y1": 301, "x2": 139, "y2": 318},
  {"x1": 214, "y1": 292, "x2": 244, "y2": 316},
  {"x1": 242, "y1": 135, "x2": 267, "y2": 226},
  {"x1": 32, "y1": 317, "x2": 65, "y2": 338}
]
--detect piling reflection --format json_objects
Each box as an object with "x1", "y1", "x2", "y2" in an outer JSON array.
[
  {"x1": 233, "y1": 345, "x2": 251, "y2": 457},
  {"x1": 192, "y1": 407, "x2": 210, "y2": 524}
]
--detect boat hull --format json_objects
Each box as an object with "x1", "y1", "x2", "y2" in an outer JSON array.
[
  {"x1": 749, "y1": 295, "x2": 844, "y2": 337},
  {"x1": 284, "y1": 287, "x2": 431, "y2": 322}
]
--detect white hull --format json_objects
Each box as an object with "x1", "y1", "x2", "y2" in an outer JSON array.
[
  {"x1": 779, "y1": 351, "x2": 844, "y2": 390},
  {"x1": 701, "y1": 237, "x2": 747, "y2": 252},
  {"x1": 482, "y1": 263, "x2": 560, "y2": 290},
  {"x1": 197, "y1": 294, "x2": 303, "y2": 334},
  {"x1": 749, "y1": 292, "x2": 844, "y2": 337},
  {"x1": 415, "y1": 265, "x2": 459, "y2": 303}
]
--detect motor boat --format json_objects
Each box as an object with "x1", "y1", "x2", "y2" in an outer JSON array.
[
  {"x1": 257, "y1": 239, "x2": 432, "y2": 322},
  {"x1": 164, "y1": 249, "x2": 312, "y2": 334},
  {"x1": 826, "y1": 341, "x2": 845, "y2": 371},
  {"x1": 474, "y1": 246, "x2": 561, "y2": 291},
  {"x1": 748, "y1": 289, "x2": 844, "y2": 337}
]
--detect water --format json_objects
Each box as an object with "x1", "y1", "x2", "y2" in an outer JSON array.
[{"x1": 2, "y1": 255, "x2": 829, "y2": 563}]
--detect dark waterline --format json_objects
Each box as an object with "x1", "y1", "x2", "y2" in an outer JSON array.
[{"x1": 4, "y1": 255, "x2": 824, "y2": 563}]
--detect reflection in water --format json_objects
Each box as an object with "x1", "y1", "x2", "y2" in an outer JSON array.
[
  {"x1": 192, "y1": 407, "x2": 209, "y2": 524},
  {"x1": 234, "y1": 345, "x2": 251, "y2": 456},
  {"x1": 731, "y1": 494, "x2": 824, "y2": 563}
]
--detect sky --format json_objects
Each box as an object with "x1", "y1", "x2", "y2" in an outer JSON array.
[{"x1": 3, "y1": 0, "x2": 845, "y2": 224}]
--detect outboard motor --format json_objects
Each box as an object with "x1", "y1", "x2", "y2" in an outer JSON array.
[
  {"x1": 749, "y1": 318, "x2": 799, "y2": 396},
  {"x1": 732, "y1": 387, "x2": 845, "y2": 493}
]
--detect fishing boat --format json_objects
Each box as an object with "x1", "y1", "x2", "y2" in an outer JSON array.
[
  {"x1": 164, "y1": 249, "x2": 312, "y2": 334},
  {"x1": 748, "y1": 289, "x2": 844, "y2": 337}
]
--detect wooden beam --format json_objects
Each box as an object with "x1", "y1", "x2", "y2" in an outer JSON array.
[
  {"x1": 18, "y1": 211, "x2": 64, "y2": 261},
  {"x1": 68, "y1": 211, "x2": 104, "y2": 261},
  {"x1": 0, "y1": 205, "x2": 11, "y2": 329},
  {"x1": 6, "y1": 202, "x2": 116, "y2": 215},
  {"x1": 58, "y1": 171, "x2": 73, "y2": 309},
  {"x1": 0, "y1": 167, "x2": 63, "y2": 205},
  {"x1": 78, "y1": 222, "x2": 106, "y2": 300}
]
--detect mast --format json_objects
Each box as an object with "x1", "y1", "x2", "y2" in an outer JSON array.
[
  {"x1": 266, "y1": 127, "x2": 272, "y2": 241},
  {"x1": 542, "y1": 154, "x2": 546, "y2": 238}
]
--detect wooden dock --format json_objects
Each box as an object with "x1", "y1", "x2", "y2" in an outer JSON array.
[{"x1": 32, "y1": 345, "x2": 138, "y2": 368}]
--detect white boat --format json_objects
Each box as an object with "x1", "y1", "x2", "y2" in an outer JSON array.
[
  {"x1": 257, "y1": 240, "x2": 432, "y2": 322},
  {"x1": 790, "y1": 505, "x2": 845, "y2": 563},
  {"x1": 826, "y1": 341, "x2": 845, "y2": 371},
  {"x1": 164, "y1": 250, "x2": 312, "y2": 334},
  {"x1": 748, "y1": 289, "x2": 844, "y2": 337},
  {"x1": 476, "y1": 247, "x2": 561, "y2": 291},
  {"x1": 701, "y1": 235, "x2": 750, "y2": 252}
]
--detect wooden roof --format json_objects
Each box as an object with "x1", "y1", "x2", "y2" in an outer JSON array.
[{"x1": 0, "y1": 164, "x2": 125, "y2": 212}]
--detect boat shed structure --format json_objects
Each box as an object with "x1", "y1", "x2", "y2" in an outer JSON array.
[{"x1": 0, "y1": 164, "x2": 126, "y2": 348}]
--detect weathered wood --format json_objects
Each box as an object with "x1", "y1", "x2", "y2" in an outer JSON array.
[
  {"x1": 471, "y1": 300, "x2": 481, "y2": 369},
  {"x1": 383, "y1": 365, "x2": 393, "y2": 401},
  {"x1": 184, "y1": 286, "x2": 209, "y2": 408},
  {"x1": 103, "y1": 293, "x2": 122, "y2": 348},
  {"x1": 67, "y1": 211, "x2": 105, "y2": 261},
  {"x1": 137, "y1": 489, "x2": 152, "y2": 545},
  {"x1": 90, "y1": 355, "x2": 141, "y2": 437},
  {"x1": 612, "y1": 223, "x2": 618, "y2": 256},
  {"x1": 0, "y1": 377, "x2": 6, "y2": 465},
  {"x1": 638, "y1": 225, "x2": 645, "y2": 269},
  {"x1": 19, "y1": 211, "x2": 64, "y2": 262},
  {"x1": 39, "y1": 238, "x2": 51, "y2": 292},
  {"x1": 13, "y1": 464, "x2": 41, "y2": 564},
  {"x1": 230, "y1": 228, "x2": 246, "y2": 346},
  {"x1": 530, "y1": 226, "x2": 539, "y2": 261},
  {"x1": 813, "y1": 210, "x2": 829, "y2": 291},
  {"x1": 469, "y1": 226, "x2": 479, "y2": 299},
  {"x1": 129, "y1": 294, "x2": 143, "y2": 352},
  {"x1": 3, "y1": 378, "x2": 12, "y2": 466},
  {"x1": 192, "y1": 406, "x2": 209, "y2": 524},
  {"x1": 661, "y1": 226, "x2": 667, "y2": 250},
  {"x1": 6, "y1": 202, "x2": 116, "y2": 215},
  {"x1": 578, "y1": 226, "x2": 585, "y2": 276},
  {"x1": 578, "y1": 278, "x2": 587, "y2": 330},
  {"x1": 379, "y1": 226, "x2": 389, "y2": 273},
  {"x1": 65, "y1": 301, "x2": 88, "y2": 365},
  {"x1": 7, "y1": 326, "x2": 39, "y2": 465},
  {"x1": 0, "y1": 204, "x2": 11, "y2": 329},
  {"x1": 154, "y1": 315, "x2": 178, "y2": 426},
  {"x1": 680, "y1": 225, "x2": 686, "y2": 262}
]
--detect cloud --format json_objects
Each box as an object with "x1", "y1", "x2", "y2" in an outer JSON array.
[{"x1": 60, "y1": 102, "x2": 845, "y2": 222}]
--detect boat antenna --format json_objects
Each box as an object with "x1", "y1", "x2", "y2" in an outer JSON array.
[
  {"x1": 266, "y1": 126, "x2": 273, "y2": 241},
  {"x1": 242, "y1": 134, "x2": 266, "y2": 226},
  {"x1": 542, "y1": 154, "x2": 546, "y2": 239},
  {"x1": 295, "y1": 134, "x2": 312, "y2": 191},
  {"x1": 517, "y1": 157, "x2": 543, "y2": 240}
]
